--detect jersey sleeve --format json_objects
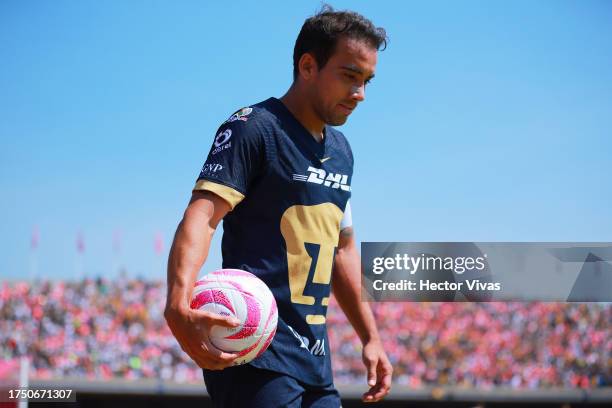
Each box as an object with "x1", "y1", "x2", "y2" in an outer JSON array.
[
  {"x1": 340, "y1": 199, "x2": 353, "y2": 230},
  {"x1": 193, "y1": 108, "x2": 265, "y2": 210}
]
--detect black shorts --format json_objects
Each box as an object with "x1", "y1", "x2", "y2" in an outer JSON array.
[{"x1": 203, "y1": 364, "x2": 341, "y2": 408}]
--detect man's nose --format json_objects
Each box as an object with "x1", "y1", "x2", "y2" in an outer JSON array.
[{"x1": 351, "y1": 84, "x2": 365, "y2": 102}]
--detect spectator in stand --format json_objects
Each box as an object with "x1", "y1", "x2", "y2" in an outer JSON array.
[{"x1": 1, "y1": 278, "x2": 610, "y2": 387}]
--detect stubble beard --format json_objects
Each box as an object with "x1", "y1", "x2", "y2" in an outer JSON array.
[{"x1": 314, "y1": 103, "x2": 348, "y2": 127}]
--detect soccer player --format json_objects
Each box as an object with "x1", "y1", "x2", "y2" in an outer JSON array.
[{"x1": 165, "y1": 6, "x2": 391, "y2": 407}]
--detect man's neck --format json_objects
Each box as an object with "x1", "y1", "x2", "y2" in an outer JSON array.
[{"x1": 279, "y1": 85, "x2": 325, "y2": 142}]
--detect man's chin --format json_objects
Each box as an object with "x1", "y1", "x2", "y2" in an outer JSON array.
[{"x1": 326, "y1": 115, "x2": 349, "y2": 126}]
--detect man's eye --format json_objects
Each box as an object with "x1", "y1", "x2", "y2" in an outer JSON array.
[{"x1": 344, "y1": 73, "x2": 356, "y2": 81}]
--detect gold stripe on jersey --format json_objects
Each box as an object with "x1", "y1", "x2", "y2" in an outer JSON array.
[{"x1": 193, "y1": 180, "x2": 245, "y2": 210}]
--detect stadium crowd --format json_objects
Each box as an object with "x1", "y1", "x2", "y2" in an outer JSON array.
[{"x1": 1, "y1": 278, "x2": 610, "y2": 388}]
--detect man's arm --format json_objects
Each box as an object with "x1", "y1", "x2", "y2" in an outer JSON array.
[
  {"x1": 332, "y1": 226, "x2": 392, "y2": 402},
  {"x1": 164, "y1": 190, "x2": 240, "y2": 370}
]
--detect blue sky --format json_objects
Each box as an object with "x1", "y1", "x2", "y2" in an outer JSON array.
[{"x1": 1, "y1": 1, "x2": 611, "y2": 281}]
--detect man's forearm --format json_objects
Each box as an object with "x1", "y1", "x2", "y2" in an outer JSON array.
[
  {"x1": 332, "y1": 237, "x2": 380, "y2": 344},
  {"x1": 166, "y1": 204, "x2": 215, "y2": 313}
]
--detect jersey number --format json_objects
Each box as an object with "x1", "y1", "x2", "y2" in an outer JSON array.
[{"x1": 280, "y1": 203, "x2": 343, "y2": 325}]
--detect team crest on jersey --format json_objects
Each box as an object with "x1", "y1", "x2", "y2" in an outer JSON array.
[
  {"x1": 292, "y1": 166, "x2": 351, "y2": 192},
  {"x1": 224, "y1": 107, "x2": 253, "y2": 124}
]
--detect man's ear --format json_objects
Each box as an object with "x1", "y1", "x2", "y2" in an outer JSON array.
[{"x1": 297, "y1": 53, "x2": 318, "y2": 81}]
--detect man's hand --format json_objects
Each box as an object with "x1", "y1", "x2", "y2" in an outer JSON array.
[
  {"x1": 164, "y1": 305, "x2": 240, "y2": 370},
  {"x1": 361, "y1": 339, "x2": 393, "y2": 402}
]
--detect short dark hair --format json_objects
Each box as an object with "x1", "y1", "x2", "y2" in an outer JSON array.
[{"x1": 292, "y1": 5, "x2": 388, "y2": 81}]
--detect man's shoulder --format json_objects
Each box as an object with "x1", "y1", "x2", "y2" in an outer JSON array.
[
  {"x1": 212, "y1": 99, "x2": 280, "y2": 147},
  {"x1": 220, "y1": 98, "x2": 279, "y2": 129}
]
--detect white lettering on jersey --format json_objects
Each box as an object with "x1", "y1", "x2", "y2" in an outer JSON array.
[
  {"x1": 309, "y1": 339, "x2": 326, "y2": 356},
  {"x1": 292, "y1": 166, "x2": 350, "y2": 191},
  {"x1": 200, "y1": 163, "x2": 224, "y2": 176},
  {"x1": 287, "y1": 325, "x2": 326, "y2": 356}
]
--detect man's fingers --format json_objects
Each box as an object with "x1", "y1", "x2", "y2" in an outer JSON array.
[
  {"x1": 200, "y1": 331, "x2": 237, "y2": 363},
  {"x1": 362, "y1": 391, "x2": 380, "y2": 403},
  {"x1": 179, "y1": 331, "x2": 233, "y2": 368},
  {"x1": 201, "y1": 334, "x2": 238, "y2": 363},
  {"x1": 182, "y1": 343, "x2": 212, "y2": 369},
  {"x1": 371, "y1": 383, "x2": 390, "y2": 400},
  {"x1": 362, "y1": 360, "x2": 392, "y2": 402},
  {"x1": 209, "y1": 349, "x2": 239, "y2": 362},
  {"x1": 364, "y1": 357, "x2": 377, "y2": 387},
  {"x1": 381, "y1": 370, "x2": 392, "y2": 389},
  {"x1": 188, "y1": 343, "x2": 235, "y2": 370},
  {"x1": 194, "y1": 310, "x2": 241, "y2": 328},
  {"x1": 167, "y1": 308, "x2": 237, "y2": 370},
  {"x1": 362, "y1": 383, "x2": 386, "y2": 400},
  {"x1": 363, "y1": 385, "x2": 389, "y2": 403},
  {"x1": 379, "y1": 360, "x2": 392, "y2": 387}
]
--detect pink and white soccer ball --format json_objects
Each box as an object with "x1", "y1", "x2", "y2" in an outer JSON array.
[{"x1": 190, "y1": 269, "x2": 278, "y2": 365}]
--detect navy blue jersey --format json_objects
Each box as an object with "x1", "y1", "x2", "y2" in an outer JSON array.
[{"x1": 194, "y1": 97, "x2": 353, "y2": 386}]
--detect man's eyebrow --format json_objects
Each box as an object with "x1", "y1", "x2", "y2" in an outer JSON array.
[{"x1": 340, "y1": 65, "x2": 375, "y2": 80}]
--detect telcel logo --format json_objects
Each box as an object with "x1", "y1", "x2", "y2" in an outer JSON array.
[{"x1": 305, "y1": 166, "x2": 350, "y2": 191}]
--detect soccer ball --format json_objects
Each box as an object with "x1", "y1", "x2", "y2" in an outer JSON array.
[{"x1": 190, "y1": 269, "x2": 278, "y2": 365}]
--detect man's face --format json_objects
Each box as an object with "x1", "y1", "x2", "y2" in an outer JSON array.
[{"x1": 310, "y1": 36, "x2": 378, "y2": 126}]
